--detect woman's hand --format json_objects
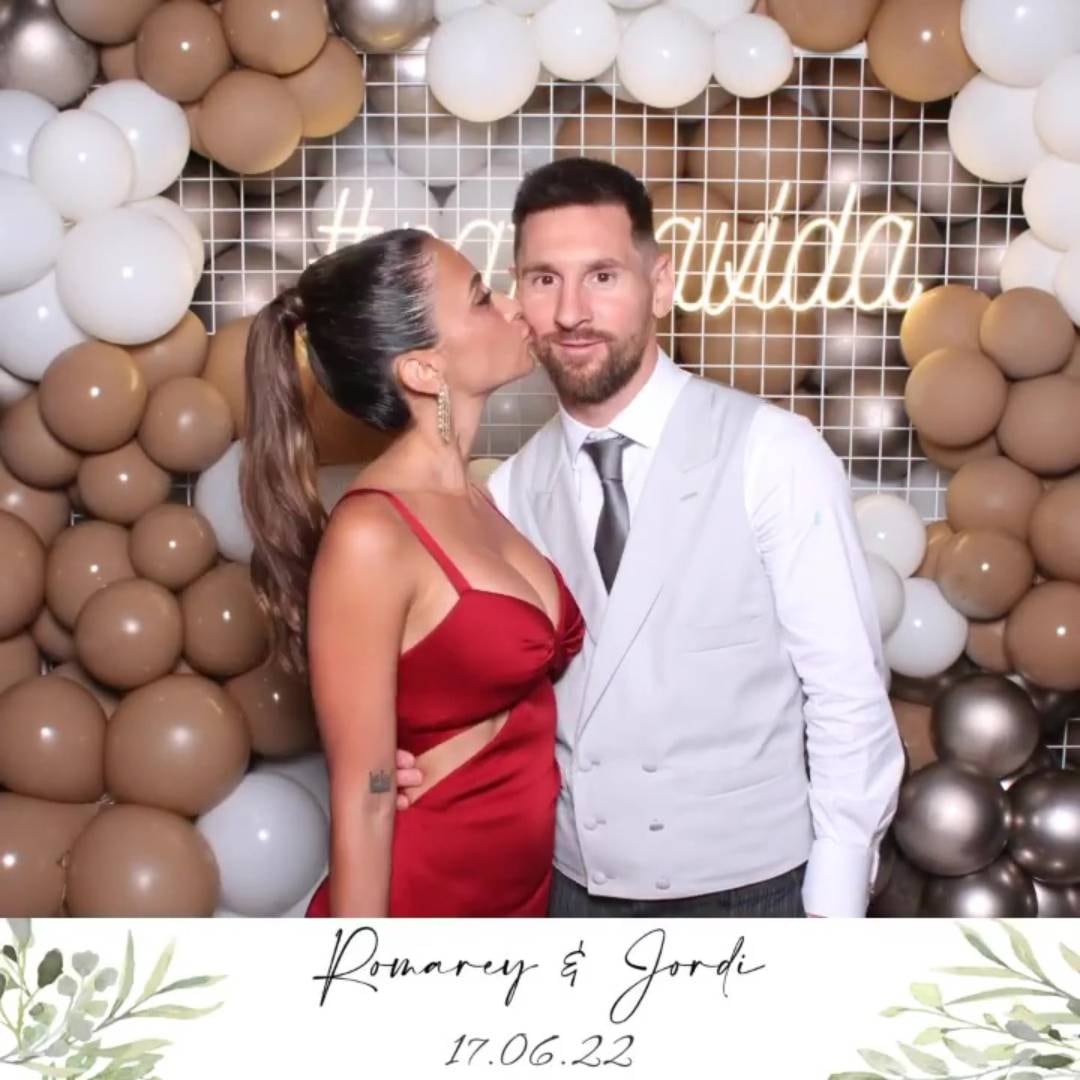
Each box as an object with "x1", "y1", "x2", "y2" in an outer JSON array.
[{"x1": 395, "y1": 748, "x2": 423, "y2": 810}]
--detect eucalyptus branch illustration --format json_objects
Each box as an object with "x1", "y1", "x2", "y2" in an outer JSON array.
[
  {"x1": 0, "y1": 918, "x2": 224, "y2": 1080},
  {"x1": 831, "y1": 921, "x2": 1080, "y2": 1080}
]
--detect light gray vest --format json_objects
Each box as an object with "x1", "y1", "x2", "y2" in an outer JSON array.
[{"x1": 506, "y1": 376, "x2": 812, "y2": 899}]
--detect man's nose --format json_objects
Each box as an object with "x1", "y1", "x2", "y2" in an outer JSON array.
[{"x1": 554, "y1": 283, "x2": 589, "y2": 329}]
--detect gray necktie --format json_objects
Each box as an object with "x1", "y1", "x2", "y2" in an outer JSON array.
[{"x1": 582, "y1": 434, "x2": 633, "y2": 592}]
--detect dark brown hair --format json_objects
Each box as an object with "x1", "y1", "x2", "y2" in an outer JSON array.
[{"x1": 240, "y1": 229, "x2": 436, "y2": 676}]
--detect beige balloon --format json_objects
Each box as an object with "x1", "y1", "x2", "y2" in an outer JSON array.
[
  {"x1": 0, "y1": 393, "x2": 81, "y2": 489},
  {"x1": 918, "y1": 431, "x2": 1000, "y2": 472},
  {"x1": 76, "y1": 441, "x2": 172, "y2": 525},
  {"x1": 100, "y1": 40, "x2": 139, "y2": 82},
  {"x1": 0, "y1": 512, "x2": 44, "y2": 639},
  {"x1": 221, "y1": 0, "x2": 327, "y2": 76},
  {"x1": 770, "y1": 0, "x2": 880, "y2": 52},
  {"x1": 980, "y1": 287, "x2": 1075, "y2": 380},
  {"x1": 915, "y1": 519, "x2": 954, "y2": 579},
  {"x1": 1030, "y1": 475, "x2": 1080, "y2": 584},
  {"x1": 52, "y1": 660, "x2": 120, "y2": 717},
  {"x1": 901, "y1": 284, "x2": 990, "y2": 369},
  {"x1": 45, "y1": 521, "x2": 135, "y2": 629},
  {"x1": 202, "y1": 316, "x2": 252, "y2": 435},
  {"x1": 0, "y1": 457, "x2": 70, "y2": 547},
  {"x1": 130, "y1": 503, "x2": 218, "y2": 590},
  {"x1": 1005, "y1": 582, "x2": 1080, "y2": 692},
  {"x1": 966, "y1": 617, "x2": 1011, "y2": 674},
  {"x1": 135, "y1": 0, "x2": 233, "y2": 103},
  {"x1": 30, "y1": 606, "x2": 74, "y2": 663},
  {"x1": 225, "y1": 658, "x2": 318, "y2": 757},
  {"x1": 998, "y1": 375, "x2": 1080, "y2": 476},
  {"x1": 809, "y1": 56, "x2": 919, "y2": 143},
  {"x1": 947, "y1": 457, "x2": 1042, "y2": 541},
  {"x1": 905, "y1": 347, "x2": 1007, "y2": 448},
  {"x1": 181, "y1": 562, "x2": 269, "y2": 677},
  {"x1": 282, "y1": 35, "x2": 365, "y2": 138},
  {"x1": 138, "y1": 376, "x2": 234, "y2": 473},
  {"x1": 935, "y1": 530, "x2": 1035, "y2": 620},
  {"x1": 54, "y1": 0, "x2": 164, "y2": 44},
  {"x1": 0, "y1": 632, "x2": 41, "y2": 695},
  {"x1": 892, "y1": 697, "x2": 937, "y2": 772},
  {"x1": 129, "y1": 311, "x2": 209, "y2": 392}
]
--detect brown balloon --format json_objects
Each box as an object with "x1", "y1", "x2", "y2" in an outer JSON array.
[
  {"x1": 135, "y1": 0, "x2": 232, "y2": 103},
  {"x1": 76, "y1": 440, "x2": 171, "y2": 525},
  {"x1": 918, "y1": 430, "x2": 1000, "y2": 472},
  {"x1": 997, "y1": 375, "x2": 1080, "y2": 476},
  {"x1": 867, "y1": 0, "x2": 977, "y2": 103},
  {"x1": 33, "y1": 370, "x2": 92, "y2": 478},
  {"x1": 935, "y1": 530, "x2": 1035, "y2": 620},
  {"x1": 130, "y1": 503, "x2": 218, "y2": 589},
  {"x1": 181, "y1": 561, "x2": 268, "y2": 677},
  {"x1": 900, "y1": 284, "x2": 990, "y2": 368},
  {"x1": 282, "y1": 35, "x2": 364, "y2": 138},
  {"x1": 1005, "y1": 581, "x2": 1080, "y2": 691},
  {"x1": 1030, "y1": 474, "x2": 1080, "y2": 584},
  {"x1": 107, "y1": 673, "x2": 251, "y2": 816},
  {"x1": 915, "y1": 519, "x2": 954, "y2": 579},
  {"x1": 197, "y1": 69, "x2": 304, "y2": 175},
  {"x1": 905, "y1": 346, "x2": 1007, "y2": 448},
  {"x1": 770, "y1": 0, "x2": 880, "y2": 52},
  {"x1": 226, "y1": 659, "x2": 318, "y2": 757},
  {"x1": 0, "y1": 794, "x2": 99, "y2": 916},
  {"x1": 54, "y1": 0, "x2": 163, "y2": 44},
  {"x1": 51, "y1": 659, "x2": 120, "y2": 717},
  {"x1": 0, "y1": 632, "x2": 40, "y2": 694},
  {"x1": 221, "y1": 0, "x2": 326, "y2": 75},
  {"x1": 100, "y1": 40, "x2": 139, "y2": 82},
  {"x1": 0, "y1": 675, "x2": 106, "y2": 802},
  {"x1": 1064, "y1": 336, "x2": 1080, "y2": 380},
  {"x1": 947, "y1": 456, "x2": 1042, "y2": 541},
  {"x1": 685, "y1": 95, "x2": 828, "y2": 215},
  {"x1": 129, "y1": 311, "x2": 209, "y2": 391},
  {"x1": 0, "y1": 392, "x2": 81, "y2": 488},
  {"x1": 892, "y1": 697, "x2": 936, "y2": 772},
  {"x1": 980, "y1": 287, "x2": 1075, "y2": 380},
  {"x1": 966, "y1": 617, "x2": 1011, "y2": 674},
  {"x1": 821, "y1": 369, "x2": 912, "y2": 481},
  {"x1": 30, "y1": 606, "x2": 74, "y2": 663},
  {"x1": 75, "y1": 578, "x2": 184, "y2": 690},
  {"x1": 202, "y1": 316, "x2": 251, "y2": 435},
  {"x1": 46, "y1": 520, "x2": 134, "y2": 629},
  {"x1": 0, "y1": 457, "x2": 69, "y2": 547},
  {"x1": 0, "y1": 512, "x2": 44, "y2": 639},
  {"x1": 138, "y1": 375, "x2": 234, "y2": 473},
  {"x1": 808, "y1": 56, "x2": 919, "y2": 143},
  {"x1": 64, "y1": 804, "x2": 220, "y2": 916}
]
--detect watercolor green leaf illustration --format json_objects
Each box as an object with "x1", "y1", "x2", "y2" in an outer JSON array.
[
  {"x1": 832, "y1": 921, "x2": 1080, "y2": 1080},
  {"x1": 0, "y1": 919, "x2": 224, "y2": 1079}
]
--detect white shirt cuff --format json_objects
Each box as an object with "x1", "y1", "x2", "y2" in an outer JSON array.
[{"x1": 801, "y1": 838, "x2": 875, "y2": 917}]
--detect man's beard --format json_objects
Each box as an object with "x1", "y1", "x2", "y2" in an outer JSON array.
[{"x1": 534, "y1": 320, "x2": 650, "y2": 406}]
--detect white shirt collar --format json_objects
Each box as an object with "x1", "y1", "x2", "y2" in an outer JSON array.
[{"x1": 559, "y1": 348, "x2": 690, "y2": 463}]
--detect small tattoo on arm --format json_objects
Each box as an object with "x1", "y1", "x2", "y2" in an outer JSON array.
[{"x1": 369, "y1": 768, "x2": 392, "y2": 794}]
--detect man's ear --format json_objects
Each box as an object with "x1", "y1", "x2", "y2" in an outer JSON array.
[
  {"x1": 394, "y1": 348, "x2": 443, "y2": 397},
  {"x1": 651, "y1": 250, "x2": 676, "y2": 320}
]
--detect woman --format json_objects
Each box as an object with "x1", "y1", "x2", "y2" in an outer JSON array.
[{"x1": 241, "y1": 229, "x2": 584, "y2": 917}]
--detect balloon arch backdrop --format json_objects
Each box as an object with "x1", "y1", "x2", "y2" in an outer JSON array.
[{"x1": 1, "y1": 0, "x2": 1080, "y2": 919}]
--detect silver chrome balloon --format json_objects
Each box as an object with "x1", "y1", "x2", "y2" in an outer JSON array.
[
  {"x1": 330, "y1": 0, "x2": 434, "y2": 54},
  {"x1": 867, "y1": 849, "x2": 925, "y2": 916},
  {"x1": 808, "y1": 131, "x2": 892, "y2": 216},
  {"x1": 921, "y1": 854, "x2": 1036, "y2": 916},
  {"x1": 165, "y1": 156, "x2": 243, "y2": 258},
  {"x1": 363, "y1": 34, "x2": 456, "y2": 136},
  {"x1": 192, "y1": 244, "x2": 302, "y2": 331},
  {"x1": 804, "y1": 307, "x2": 902, "y2": 392},
  {"x1": 1033, "y1": 878, "x2": 1080, "y2": 916},
  {"x1": 0, "y1": 0, "x2": 98, "y2": 107},
  {"x1": 822, "y1": 368, "x2": 911, "y2": 482},
  {"x1": 945, "y1": 216, "x2": 1024, "y2": 299},
  {"x1": 1007, "y1": 768, "x2": 1080, "y2": 885},
  {"x1": 242, "y1": 186, "x2": 311, "y2": 268}
]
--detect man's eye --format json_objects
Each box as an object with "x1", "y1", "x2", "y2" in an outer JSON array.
[{"x1": 595, "y1": 271, "x2": 615, "y2": 284}]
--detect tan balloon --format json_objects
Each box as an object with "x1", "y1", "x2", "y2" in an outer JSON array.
[
  {"x1": 221, "y1": 0, "x2": 326, "y2": 75},
  {"x1": 202, "y1": 316, "x2": 251, "y2": 435},
  {"x1": 51, "y1": 660, "x2": 120, "y2": 717},
  {"x1": 947, "y1": 457, "x2": 1042, "y2": 541},
  {"x1": 226, "y1": 659, "x2": 317, "y2": 757},
  {"x1": 100, "y1": 41, "x2": 139, "y2": 81},
  {"x1": 54, "y1": 0, "x2": 164, "y2": 44},
  {"x1": 0, "y1": 675, "x2": 106, "y2": 801},
  {"x1": 182, "y1": 562, "x2": 268, "y2": 677},
  {"x1": 107, "y1": 673, "x2": 250, "y2": 816},
  {"x1": 129, "y1": 311, "x2": 209, "y2": 391},
  {"x1": 0, "y1": 458, "x2": 70, "y2": 547},
  {"x1": 967, "y1": 617, "x2": 1011, "y2": 674},
  {"x1": 771, "y1": 0, "x2": 880, "y2": 52},
  {"x1": 135, "y1": 0, "x2": 232, "y2": 103},
  {"x1": 901, "y1": 284, "x2": 990, "y2": 369},
  {"x1": 1064, "y1": 336, "x2": 1080, "y2": 380},
  {"x1": 998, "y1": 375, "x2": 1080, "y2": 476},
  {"x1": 138, "y1": 376, "x2": 234, "y2": 473},
  {"x1": 809, "y1": 56, "x2": 919, "y2": 143},
  {"x1": 0, "y1": 794, "x2": 99, "y2": 916},
  {"x1": 45, "y1": 521, "x2": 135, "y2": 629},
  {"x1": 39, "y1": 341, "x2": 148, "y2": 454},
  {"x1": 0, "y1": 393, "x2": 81, "y2": 488},
  {"x1": 64, "y1": 804, "x2": 220, "y2": 916},
  {"x1": 915, "y1": 519, "x2": 954, "y2": 579},
  {"x1": 130, "y1": 503, "x2": 218, "y2": 589},
  {"x1": 0, "y1": 512, "x2": 44, "y2": 639},
  {"x1": 892, "y1": 697, "x2": 936, "y2": 772},
  {"x1": 905, "y1": 347, "x2": 1007, "y2": 448},
  {"x1": 1030, "y1": 475, "x2": 1080, "y2": 584},
  {"x1": 77, "y1": 441, "x2": 171, "y2": 526},
  {"x1": 30, "y1": 607, "x2": 74, "y2": 663},
  {"x1": 0, "y1": 632, "x2": 40, "y2": 695},
  {"x1": 980, "y1": 288, "x2": 1075, "y2": 380},
  {"x1": 919, "y1": 431, "x2": 1000, "y2": 472},
  {"x1": 75, "y1": 578, "x2": 184, "y2": 690},
  {"x1": 936, "y1": 530, "x2": 1035, "y2": 620},
  {"x1": 867, "y1": 0, "x2": 976, "y2": 103},
  {"x1": 1005, "y1": 581, "x2": 1080, "y2": 692},
  {"x1": 685, "y1": 96, "x2": 828, "y2": 215},
  {"x1": 282, "y1": 35, "x2": 364, "y2": 138}
]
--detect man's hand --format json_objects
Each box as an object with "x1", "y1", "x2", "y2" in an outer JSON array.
[{"x1": 395, "y1": 748, "x2": 423, "y2": 810}]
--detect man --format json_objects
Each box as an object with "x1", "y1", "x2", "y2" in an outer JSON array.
[{"x1": 409, "y1": 157, "x2": 904, "y2": 917}]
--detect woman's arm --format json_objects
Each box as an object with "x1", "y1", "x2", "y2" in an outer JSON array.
[{"x1": 307, "y1": 499, "x2": 414, "y2": 917}]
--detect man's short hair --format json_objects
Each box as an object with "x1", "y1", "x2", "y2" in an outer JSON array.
[{"x1": 511, "y1": 157, "x2": 656, "y2": 256}]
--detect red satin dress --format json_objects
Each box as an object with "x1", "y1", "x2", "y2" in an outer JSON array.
[{"x1": 306, "y1": 488, "x2": 585, "y2": 918}]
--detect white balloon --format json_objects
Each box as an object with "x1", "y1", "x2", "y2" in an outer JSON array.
[
  {"x1": 0, "y1": 174, "x2": 63, "y2": 293},
  {"x1": 442, "y1": 162, "x2": 521, "y2": 291},
  {"x1": 1035, "y1": 55, "x2": 1080, "y2": 164},
  {"x1": 380, "y1": 117, "x2": 493, "y2": 183},
  {"x1": 128, "y1": 195, "x2": 205, "y2": 287},
  {"x1": 435, "y1": 0, "x2": 484, "y2": 17},
  {"x1": 667, "y1": 0, "x2": 753, "y2": 30},
  {"x1": 533, "y1": 0, "x2": 619, "y2": 82},
  {"x1": 310, "y1": 174, "x2": 441, "y2": 256},
  {"x1": 492, "y1": 0, "x2": 550, "y2": 11},
  {"x1": 884, "y1": 578, "x2": 968, "y2": 679},
  {"x1": 1053, "y1": 245, "x2": 1080, "y2": 325},
  {"x1": 427, "y1": 7, "x2": 541, "y2": 123},
  {"x1": 1000, "y1": 228, "x2": 1064, "y2": 293},
  {"x1": 311, "y1": 125, "x2": 398, "y2": 185},
  {"x1": 866, "y1": 552, "x2": 906, "y2": 640},
  {"x1": 948, "y1": 75, "x2": 1044, "y2": 183},
  {"x1": 959, "y1": 0, "x2": 1076, "y2": 87},
  {"x1": 591, "y1": 9, "x2": 641, "y2": 102},
  {"x1": 197, "y1": 772, "x2": 329, "y2": 917},
  {"x1": 0, "y1": 89, "x2": 56, "y2": 178},
  {"x1": 0, "y1": 365, "x2": 32, "y2": 407},
  {"x1": 0, "y1": 270, "x2": 87, "y2": 380},
  {"x1": 194, "y1": 441, "x2": 254, "y2": 563},
  {"x1": 82, "y1": 80, "x2": 190, "y2": 201},
  {"x1": 609, "y1": 0, "x2": 656, "y2": 8},
  {"x1": 854, "y1": 493, "x2": 927, "y2": 579},
  {"x1": 28, "y1": 110, "x2": 133, "y2": 221},
  {"x1": 1022, "y1": 156, "x2": 1080, "y2": 253},
  {"x1": 55, "y1": 208, "x2": 194, "y2": 346},
  {"x1": 256, "y1": 752, "x2": 331, "y2": 818},
  {"x1": 617, "y1": 6, "x2": 712, "y2": 108},
  {"x1": 712, "y1": 13, "x2": 793, "y2": 99}
]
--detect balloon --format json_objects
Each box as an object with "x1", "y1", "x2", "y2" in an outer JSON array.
[
  {"x1": 905, "y1": 346, "x2": 1007, "y2": 448},
  {"x1": 0, "y1": 630, "x2": 40, "y2": 692},
  {"x1": 712, "y1": 13, "x2": 793, "y2": 100},
  {"x1": 221, "y1": 0, "x2": 327, "y2": 74},
  {"x1": 890, "y1": 653, "x2": 979, "y2": 706},
  {"x1": 915, "y1": 519, "x2": 955, "y2": 580},
  {"x1": 854, "y1": 493, "x2": 927, "y2": 578},
  {"x1": 893, "y1": 697, "x2": 936, "y2": 772},
  {"x1": 0, "y1": 0, "x2": 98, "y2": 107},
  {"x1": 885, "y1": 578, "x2": 969, "y2": 679},
  {"x1": 426, "y1": 6, "x2": 539, "y2": 122},
  {"x1": 191, "y1": 244, "x2": 302, "y2": 328},
  {"x1": 129, "y1": 195, "x2": 205, "y2": 288},
  {"x1": 256, "y1": 751, "x2": 329, "y2": 815},
  {"x1": 868, "y1": 848, "x2": 926, "y2": 916},
  {"x1": 1033, "y1": 878, "x2": 1080, "y2": 916},
  {"x1": 935, "y1": 529, "x2": 1034, "y2": 621},
  {"x1": 980, "y1": 288, "x2": 1074, "y2": 382},
  {"x1": 282, "y1": 35, "x2": 366, "y2": 139},
  {"x1": 807, "y1": 133, "x2": 891, "y2": 220},
  {"x1": 821, "y1": 369, "x2": 911, "y2": 483},
  {"x1": 0, "y1": 174, "x2": 62, "y2": 293},
  {"x1": 138, "y1": 375, "x2": 234, "y2": 473},
  {"x1": 1022, "y1": 156, "x2": 1080, "y2": 254},
  {"x1": 129, "y1": 310, "x2": 209, "y2": 391},
  {"x1": 0, "y1": 458, "x2": 69, "y2": 547},
  {"x1": 1030, "y1": 474, "x2": 1080, "y2": 584},
  {"x1": 226, "y1": 659, "x2": 319, "y2": 758},
  {"x1": 131, "y1": 503, "x2": 218, "y2": 590},
  {"x1": 163, "y1": 158, "x2": 242, "y2": 258},
  {"x1": 1000, "y1": 744, "x2": 1056, "y2": 789},
  {"x1": 1008, "y1": 768, "x2": 1080, "y2": 883},
  {"x1": 82, "y1": 80, "x2": 191, "y2": 200},
  {"x1": 329, "y1": 0, "x2": 434, "y2": 52},
  {"x1": 379, "y1": 116, "x2": 493, "y2": 184},
  {"x1": 1005, "y1": 581, "x2": 1080, "y2": 691},
  {"x1": 0, "y1": 87, "x2": 56, "y2": 177},
  {"x1": 76, "y1": 441, "x2": 171, "y2": 525},
  {"x1": 921, "y1": 854, "x2": 1036, "y2": 916},
  {"x1": 900, "y1": 284, "x2": 990, "y2": 369},
  {"x1": 1035, "y1": 54, "x2": 1080, "y2": 163},
  {"x1": 134, "y1": 0, "x2": 232, "y2": 103},
  {"x1": 767, "y1": 0, "x2": 878, "y2": 51},
  {"x1": 181, "y1": 562, "x2": 268, "y2": 678},
  {"x1": 998, "y1": 375, "x2": 1080, "y2": 476},
  {"x1": 808, "y1": 58, "x2": 919, "y2": 145},
  {"x1": 966, "y1": 616, "x2": 1011, "y2": 674},
  {"x1": 45, "y1": 520, "x2": 134, "y2": 629},
  {"x1": 196, "y1": 772, "x2": 328, "y2": 915},
  {"x1": 894, "y1": 761, "x2": 1009, "y2": 876},
  {"x1": 361, "y1": 35, "x2": 452, "y2": 136},
  {"x1": 949, "y1": 75, "x2": 1043, "y2": 184},
  {"x1": 54, "y1": 0, "x2": 161, "y2": 44},
  {"x1": 1000, "y1": 228, "x2": 1064, "y2": 294},
  {"x1": 866, "y1": 552, "x2": 905, "y2": 639},
  {"x1": 960, "y1": 0, "x2": 1075, "y2": 88},
  {"x1": 533, "y1": 0, "x2": 617, "y2": 82},
  {"x1": 194, "y1": 441, "x2": 253, "y2": 562},
  {"x1": 949, "y1": 216, "x2": 1024, "y2": 297},
  {"x1": 0, "y1": 391, "x2": 80, "y2": 489},
  {"x1": 1054, "y1": 246, "x2": 1080, "y2": 326},
  {"x1": 441, "y1": 163, "x2": 519, "y2": 292}
]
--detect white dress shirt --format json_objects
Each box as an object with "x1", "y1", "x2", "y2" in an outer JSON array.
[{"x1": 489, "y1": 349, "x2": 902, "y2": 917}]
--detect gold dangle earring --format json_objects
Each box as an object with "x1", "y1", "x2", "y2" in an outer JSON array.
[{"x1": 436, "y1": 383, "x2": 453, "y2": 444}]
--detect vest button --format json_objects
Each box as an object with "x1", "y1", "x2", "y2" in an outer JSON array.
[
  {"x1": 641, "y1": 762, "x2": 657, "y2": 773},
  {"x1": 583, "y1": 818, "x2": 597, "y2": 831},
  {"x1": 578, "y1": 759, "x2": 591, "y2": 773},
  {"x1": 592, "y1": 871, "x2": 607, "y2": 885},
  {"x1": 656, "y1": 878, "x2": 670, "y2": 890},
  {"x1": 649, "y1": 820, "x2": 664, "y2": 831}
]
